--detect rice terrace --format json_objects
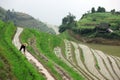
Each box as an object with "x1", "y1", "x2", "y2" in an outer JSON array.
[{"x1": 0, "y1": 1, "x2": 120, "y2": 80}]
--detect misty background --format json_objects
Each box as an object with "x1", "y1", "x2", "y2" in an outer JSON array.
[{"x1": 0, "y1": 0, "x2": 120, "y2": 25}]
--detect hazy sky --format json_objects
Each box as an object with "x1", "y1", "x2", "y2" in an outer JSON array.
[{"x1": 0, "y1": 0, "x2": 120, "y2": 25}]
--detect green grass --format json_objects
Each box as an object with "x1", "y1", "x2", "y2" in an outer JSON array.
[
  {"x1": 20, "y1": 28, "x2": 85, "y2": 80},
  {"x1": 78, "y1": 12, "x2": 120, "y2": 29},
  {"x1": 0, "y1": 20, "x2": 45, "y2": 80},
  {"x1": 59, "y1": 30, "x2": 79, "y2": 42},
  {"x1": 20, "y1": 28, "x2": 63, "y2": 80},
  {"x1": 78, "y1": 26, "x2": 95, "y2": 29}
]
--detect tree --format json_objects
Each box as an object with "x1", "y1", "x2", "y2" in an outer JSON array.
[
  {"x1": 62, "y1": 17, "x2": 68, "y2": 24},
  {"x1": 59, "y1": 24, "x2": 67, "y2": 33},
  {"x1": 66, "y1": 13, "x2": 76, "y2": 24},
  {"x1": 111, "y1": 9, "x2": 115, "y2": 14},
  {"x1": 4, "y1": 9, "x2": 14, "y2": 21},
  {"x1": 91, "y1": 7, "x2": 96, "y2": 13},
  {"x1": 101, "y1": 7, "x2": 106, "y2": 12},
  {"x1": 59, "y1": 13, "x2": 77, "y2": 33},
  {"x1": 4, "y1": 9, "x2": 11, "y2": 21},
  {"x1": 61, "y1": 13, "x2": 76, "y2": 25},
  {"x1": 97, "y1": 6, "x2": 106, "y2": 12}
]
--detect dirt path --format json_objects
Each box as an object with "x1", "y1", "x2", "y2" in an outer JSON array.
[{"x1": 12, "y1": 27, "x2": 55, "y2": 80}]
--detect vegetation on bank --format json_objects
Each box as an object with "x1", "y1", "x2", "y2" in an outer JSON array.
[
  {"x1": 0, "y1": 20, "x2": 45, "y2": 80},
  {"x1": 58, "y1": 30, "x2": 120, "y2": 57},
  {"x1": 20, "y1": 28, "x2": 85, "y2": 80},
  {"x1": 0, "y1": 5, "x2": 120, "y2": 80},
  {"x1": 59, "y1": 7, "x2": 120, "y2": 40}
]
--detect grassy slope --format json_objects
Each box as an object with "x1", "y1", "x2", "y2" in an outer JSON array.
[
  {"x1": 20, "y1": 28, "x2": 84, "y2": 80},
  {"x1": 67, "y1": 12, "x2": 120, "y2": 57},
  {"x1": 77, "y1": 12, "x2": 120, "y2": 29},
  {"x1": 0, "y1": 20, "x2": 45, "y2": 80}
]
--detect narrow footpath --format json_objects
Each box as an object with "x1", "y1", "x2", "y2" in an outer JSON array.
[{"x1": 12, "y1": 27, "x2": 55, "y2": 80}]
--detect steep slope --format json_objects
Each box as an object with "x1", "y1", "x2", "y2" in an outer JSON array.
[
  {"x1": 0, "y1": 20, "x2": 45, "y2": 80},
  {"x1": 20, "y1": 28, "x2": 85, "y2": 80},
  {"x1": 0, "y1": 6, "x2": 55, "y2": 34},
  {"x1": 13, "y1": 27, "x2": 55, "y2": 80}
]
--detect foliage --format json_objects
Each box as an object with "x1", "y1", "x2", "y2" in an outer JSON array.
[
  {"x1": 95, "y1": 31, "x2": 120, "y2": 39},
  {"x1": 111, "y1": 9, "x2": 116, "y2": 14},
  {"x1": 110, "y1": 9, "x2": 120, "y2": 15},
  {"x1": 0, "y1": 20, "x2": 45, "y2": 80},
  {"x1": 59, "y1": 13, "x2": 77, "y2": 33},
  {"x1": 20, "y1": 28, "x2": 84, "y2": 80},
  {"x1": 91, "y1": 6, "x2": 106, "y2": 13},
  {"x1": 97, "y1": 6, "x2": 106, "y2": 12},
  {"x1": 73, "y1": 28, "x2": 95, "y2": 36},
  {"x1": 91, "y1": 7, "x2": 96, "y2": 13},
  {"x1": 76, "y1": 12, "x2": 120, "y2": 39},
  {"x1": 59, "y1": 8, "x2": 120, "y2": 39}
]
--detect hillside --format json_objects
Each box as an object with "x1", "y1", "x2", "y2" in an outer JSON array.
[
  {"x1": 0, "y1": 19, "x2": 120, "y2": 80},
  {"x1": 19, "y1": 25, "x2": 120, "y2": 80},
  {"x1": 0, "y1": 20, "x2": 45, "y2": 80},
  {"x1": 20, "y1": 27, "x2": 84, "y2": 80},
  {"x1": 59, "y1": 12, "x2": 120, "y2": 45},
  {"x1": 0, "y1": 7, "x2": 56, "y2": 34},
  {"x1": 78, "y1": 12, "x2": 120, "y2": 29},
  {"x1": 77, "y1": 12, "x2": 120, "y2": 45}
]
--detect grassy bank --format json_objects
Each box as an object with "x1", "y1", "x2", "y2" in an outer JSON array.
[
  {"x1": 20, "y1": 28, "x2": 84, "y2": 80},
  {"x1": 0, "y1": 20, "x2": 45, "y2": 80}
]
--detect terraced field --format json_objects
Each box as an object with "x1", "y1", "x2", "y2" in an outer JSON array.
[
  {"x1": 13, "y1": 27, "x2": 120, "y2": 80},
  {"x1": 54, "y1": 39, "x2": 120, "y2": 80},
  {"x1": 13, "y1": 27, "x2": 55, "y2": 80}
]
